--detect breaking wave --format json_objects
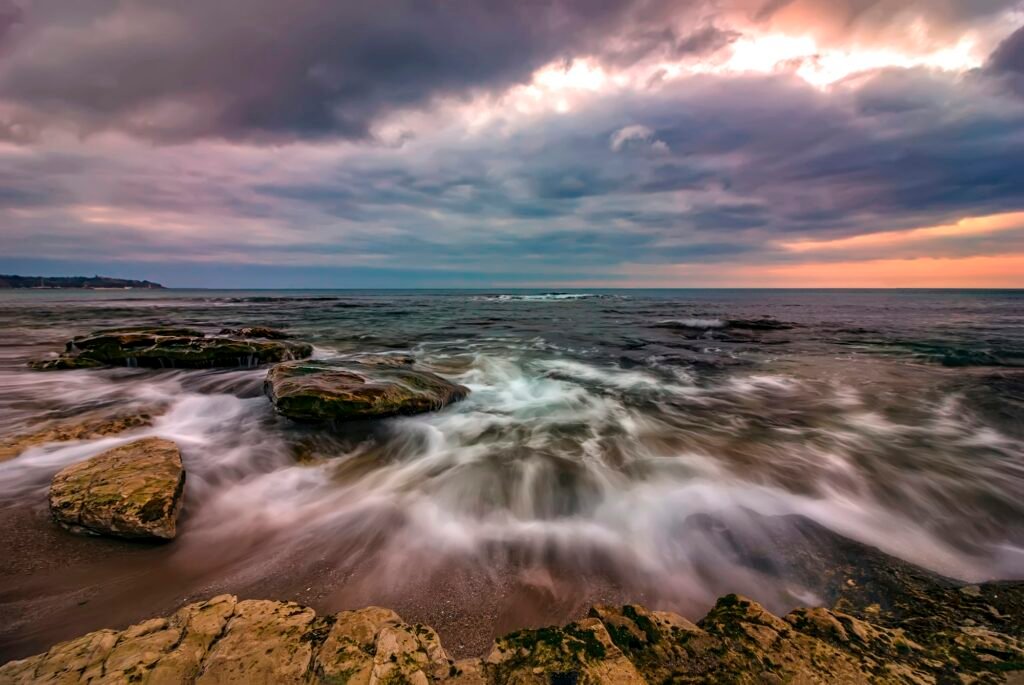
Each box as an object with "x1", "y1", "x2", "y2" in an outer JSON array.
[{"x1": 4, "y1": 349, "x2": 1022, "y2": 610}]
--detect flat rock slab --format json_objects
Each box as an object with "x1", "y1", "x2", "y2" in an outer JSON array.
[
  {"x1": 265, "y1": 358, "x2": 469, "y2": 422},
  {"x1": 49, "y1": 437, "x2": 185, "y2": 540},
  {"x1": 30, "y1": 327, "x2": 313, "y2": 370}
]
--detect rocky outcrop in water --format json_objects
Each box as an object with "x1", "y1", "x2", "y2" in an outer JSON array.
[
  {"x1": 265, "y1": 359, "x2": 469, "y2": 422},
  {"x1": 48, "y1": 437, "x2": 185, "y2": 540},
  {"x1": 0, "y1": 411, "x2": 157, "y2": 462},
  {"x1": 3, "y1": 571, "x2": 1022, "y2": 684},
  {"x1": 29, "y1": 327, "x2": 312, "y2": 370}
]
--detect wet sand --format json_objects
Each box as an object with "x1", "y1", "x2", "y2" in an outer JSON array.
[{"x1": 0, "y1": 501, "x2": 649, "y2": 663}]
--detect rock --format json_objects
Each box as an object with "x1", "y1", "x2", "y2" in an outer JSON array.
[
  {"x1": 0, "y1": 598, "x2": 457, "y2": 685},
  {"x1": 265, "y1": 359, "x2": 469, "y2": 422},
  {"x1": 30, "y1": 327, "x2": 313, "y2": 370},
  {"x1": 48, "y1": 437, "x2": 185, "y2": 540},
  {"x1": 483, "y1": 616, "x2": 646, "y2": 684},
  {"x1": 218, "y1": 326, "x2": 291, "y2": 339},
  {"x1": 6, "y1": 577, "x2": 1023, "y2": 684},
  {"x1": 0, "y1": 410, "x2": 157, "y2": 462},
  {"x1": 196, "y1": 600, "x2": 319, "y2": 683}
]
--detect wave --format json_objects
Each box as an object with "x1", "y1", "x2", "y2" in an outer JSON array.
[
  {"x1": 836, "y1": 339, "x2": 1024, "y2": 368},
  {"x1": 1, "y1": 344, "x2": 1022, "y2": 626},
  {"x1": 657, "y1": 318, "x2": 725, "y2": 329},
  {"x1": 475, "y1": 293, "x2": 604, "y2": 302}
]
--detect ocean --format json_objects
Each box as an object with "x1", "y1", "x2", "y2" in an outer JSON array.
[{"x1": 1, "y1": 288, "x2": 1022, "y2": 659}]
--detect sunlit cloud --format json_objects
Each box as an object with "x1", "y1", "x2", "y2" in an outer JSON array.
[
  {"x1": 710, "y1": 33, "x2": 982, "y2": 86},
  {"x1": 780, "y1": 212, "x2": 1024, "y2": 254},
  {"x1": 593, "y1": 253, "x2": 1024, "y2": 288}
]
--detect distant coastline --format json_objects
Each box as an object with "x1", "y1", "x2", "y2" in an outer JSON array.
[{"x1": 0, "y1": 275, "x2": 164, "y2": 289}]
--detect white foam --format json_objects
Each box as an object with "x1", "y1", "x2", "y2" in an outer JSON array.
[
  {"x1": 1, "y1": 349, "x2": 1021, "y2": 601},
  {"x1": 659, "y1": 318, "x2": 725, "y2": 329},
  {"x1": 479, "y1": 293, "x2": 600, "y2": 302}
]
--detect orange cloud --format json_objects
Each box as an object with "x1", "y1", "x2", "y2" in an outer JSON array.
[
  {"x1": 780, "y1": 211, "x2": 1024, "y2": 254},
  {"x1": 743, "y1": 253, "x2": 1024, "y2": 288},
  {"x1": 558, "y1": 252, "x2": 1024, "y2": 288}
]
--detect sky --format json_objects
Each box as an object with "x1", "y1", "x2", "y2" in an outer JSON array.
[{"x1": 2, "y1": 1, "x2": 1024, "y2": 288}]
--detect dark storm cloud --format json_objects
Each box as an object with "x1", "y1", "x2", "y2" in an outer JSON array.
[
  {"x1": 0, "y1": 0, "x2": 733, "y2": 143},
  {"x1": 987, "y1": 24, "x2": 1024, "y2": 96},
  {"x1": 2, "y1": 0, "x2": 1019, "y2": 143},
  {"x1": 990, "y1": 25, "x2": 1024, "y2": 74},
  {"x1": 0, "y1": 0, "x2": 21, "y2": 43}
]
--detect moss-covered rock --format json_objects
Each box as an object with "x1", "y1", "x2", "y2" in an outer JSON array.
[
  {"x1": 48, "y1": 437, "x2": 186, "y2": 540},
  {"x1": 265, "y1": 359, "x2": 469, "y2": 422},
  {"x1": 29, "y1": 327, "x2": 313, "y2": 370}
]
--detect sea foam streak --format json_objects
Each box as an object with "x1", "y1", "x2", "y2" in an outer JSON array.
[{"x1": 4, "y1": 348, "x2": 1020, "y2": 611}]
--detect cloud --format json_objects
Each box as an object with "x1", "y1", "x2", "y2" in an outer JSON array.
[
  {"x1": 609, "y1": 125, "x2": 670, "y2": 153},
  {"x1": 742, "y1": 0, "x2": 1021, "y2": 49},
  {"x1": 986, "y1": 24, "x2": 1024, "y2": 96},
  {"x1": 0, "y1": 0, "x2": 735, "y2": 144},
  {"x1": 0, "y1": 3, "x2": 1023, "y2": 286},
  {"x1": 4, "y1": 49, "x2": 1024, "y2": 285},
  {"x1": 1, "y1": 0, "x2": 1019, "y2": 143}
]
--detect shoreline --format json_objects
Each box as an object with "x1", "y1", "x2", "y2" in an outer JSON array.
[{"x1": 3, "y1": 524, "x2": 1022, "y2": 682}]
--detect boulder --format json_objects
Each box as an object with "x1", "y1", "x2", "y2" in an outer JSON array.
[
  {"x1": 265, "y1": 359, "x2": 469, "y2": 422},
  {"x1": 30, "y1": 327, "x2": 313, "y2": 370},
  {"x1": 48, "y1": 437, "x2": 185, "y2": 540},
  {"x1": 218, "y1": 326, "x2": 291, "y2": 339}
]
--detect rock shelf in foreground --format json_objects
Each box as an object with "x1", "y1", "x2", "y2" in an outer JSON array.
[
  {"x1": 265, "y1": 358, "x2": 470, "y2": 422},
  {"x1": 48, "y1": 437, "x2": 185, "y2": 540},
  {"x1": 2, "y1": 576, "x2": 1022, "y2": 683}
]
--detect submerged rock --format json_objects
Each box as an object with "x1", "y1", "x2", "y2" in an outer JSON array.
[
  {"x1": 265, "y1": 358, "x2": 469, "y2": 422},
  {"x1": 48, "y1": 437, "x2": 185, "y2": 540},
  {"x1": 4, "y1": 574, "x2": 1022, "y2": 684},
  {"x1": 26, "y1": 356, "x2": 105, "y2": 371},
  {"x1": 30, "y1": 327, "x2": 312, "y2": 370},
  {"x1": 218, "y1": 326, "x2": 291, "y2": 339},
  {"x1": 0, "y1": 410, "x2": 157, "y2": 462}
]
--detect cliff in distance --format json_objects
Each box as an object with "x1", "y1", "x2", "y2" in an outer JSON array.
[{"x1": 0, "y1": 275, "x2": 164, "y2": 289}]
